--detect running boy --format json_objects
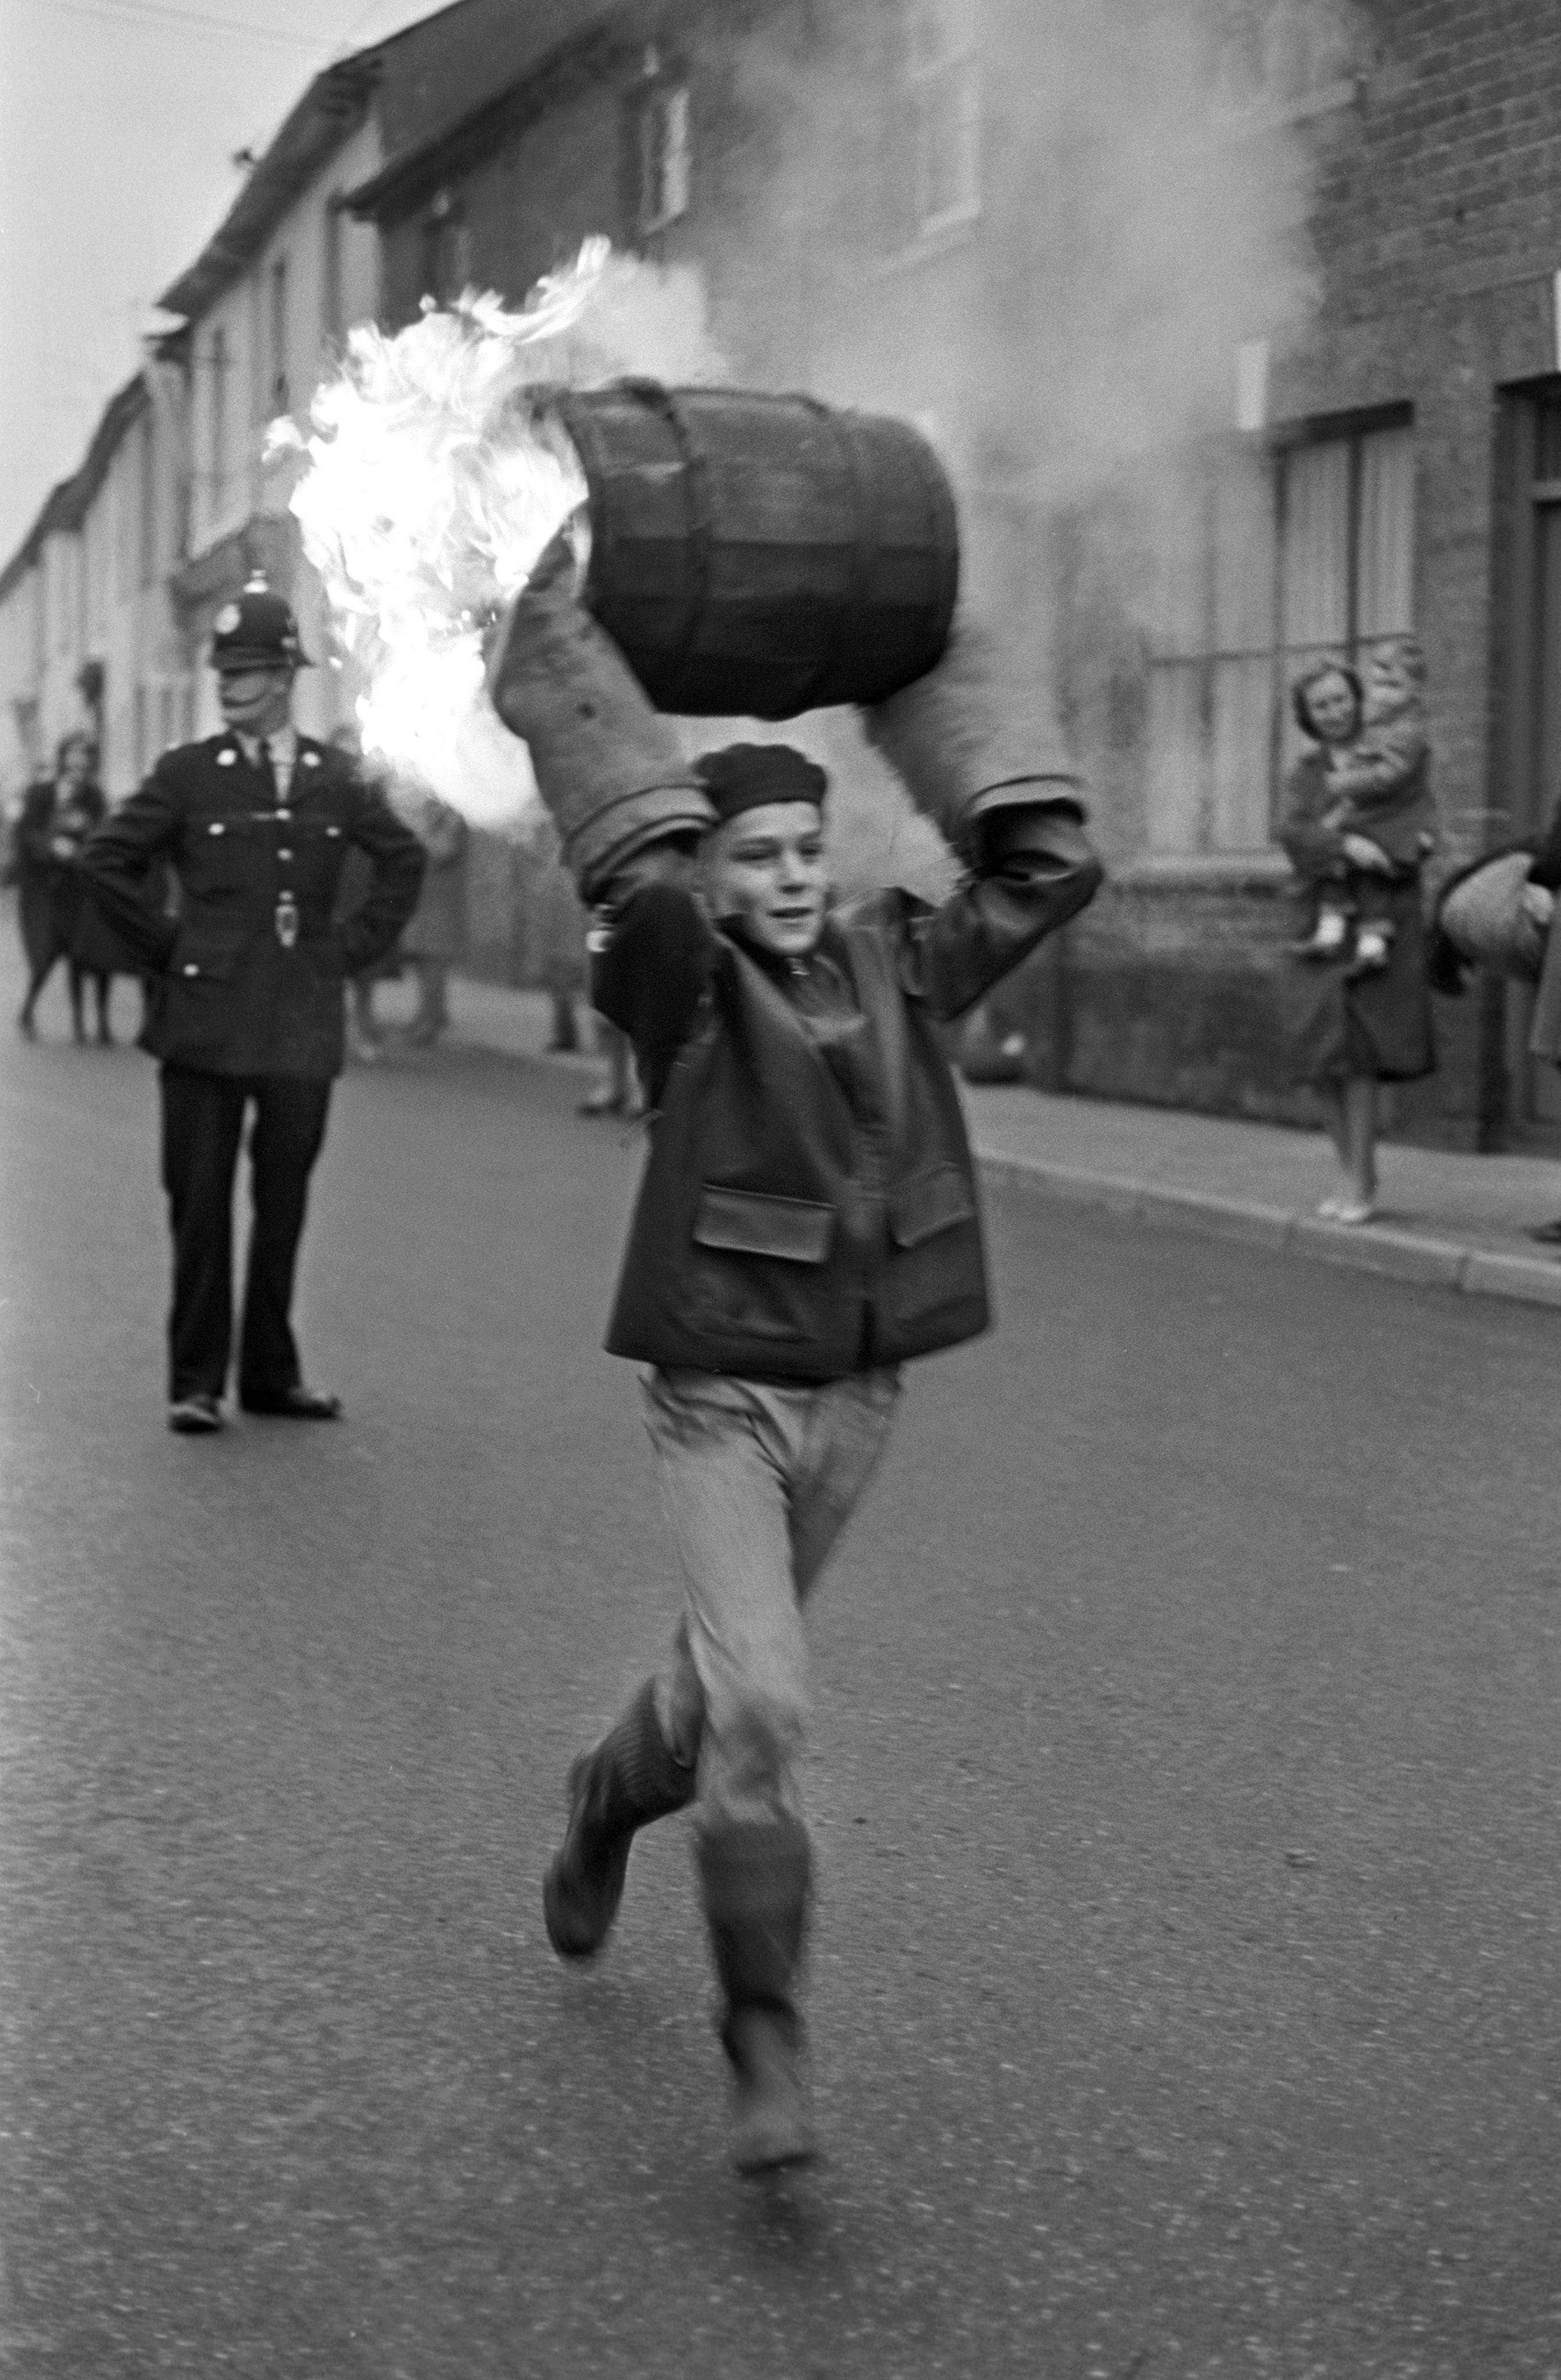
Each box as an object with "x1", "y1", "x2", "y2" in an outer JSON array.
[{"x1": 488, "y1": 554, "x2": 1102, "y2": 2175}]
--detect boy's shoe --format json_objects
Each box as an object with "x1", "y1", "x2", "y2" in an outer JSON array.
[
  {"x1": 697, "y1": 1815, "x2": 817, "y2": 2176},
  {"x1": 726, "y1": 2010, "x2": 818, "y2": 2174},
  {"x1": 543, "y1": 1681, "x2": 696, "y2": 1958}
]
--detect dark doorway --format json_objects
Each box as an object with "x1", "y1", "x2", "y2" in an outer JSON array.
[{"x1": 1497, "y1": 382, "x2": 1561, "y2": 1138}]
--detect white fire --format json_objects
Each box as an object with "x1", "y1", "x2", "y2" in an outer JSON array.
[{"x1": 277, "y1": 239, "x2": 724, "y2": 825}]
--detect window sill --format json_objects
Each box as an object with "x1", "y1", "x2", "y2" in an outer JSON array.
[
  {"x1": 1213, "y1": 75, "x2": 1360, "y2": 139},
  {"x1": 872, "y1": 214, "x2": 980, "y2": 281},
  {"x1": 1112, "y1": 850, "x2": 1292, "y2": 888}
]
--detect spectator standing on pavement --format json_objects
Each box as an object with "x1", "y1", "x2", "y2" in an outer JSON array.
[
  {"x1": 1279, "y1": 659, "x2": 1437, "y2": 1225},
  {"x1": 79, "y1": 583, "x2": 424, "y2": 1433},
  {"x1": 327, "y1": 722, "x2": 399, "y2": 1065},
  {"x1": 399, "y1": 791, "x2": 470, "y2": 1046},
  {"x1": 532, "y1": 827, "x2": 588, "y2": 1053},
  {"x1": 488, "y1": 551, "x2": 1102, "y2": 2176},
  {"x1": 10, "y1": 733, "x2": 119, "y2": 1044}
]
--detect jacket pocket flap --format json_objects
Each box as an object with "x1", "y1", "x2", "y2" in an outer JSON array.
[
  {"x1": 889, "y1": 1165, "x2": 976, "y2": 1249},
  {"x1": 693, "y1": 1187, "x2": 835, "y2": 1264},
  {"x1": 169, "y1": 931, "x2": 243, "y2": 983}
]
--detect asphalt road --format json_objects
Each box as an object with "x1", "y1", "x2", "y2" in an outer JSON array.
[{"x1": 2, "y1": 1008, "x2": 1558, "y2": 2379}]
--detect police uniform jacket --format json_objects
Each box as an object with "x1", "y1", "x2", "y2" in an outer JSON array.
[
  {"x1": 80, "y1": 733, "x2": 425, "y2": 1078},
  {"x1": 591, "y1": 806, "x2": 1102, "y2": 1381}
]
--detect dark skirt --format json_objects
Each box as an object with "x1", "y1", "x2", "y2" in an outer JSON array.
[
  {"x1": 17, "y1": 869, "x2": 145, "y2": 979},
  {"x1": 1283, "y1": 877, "x2": 1437, "y2": 1085}
]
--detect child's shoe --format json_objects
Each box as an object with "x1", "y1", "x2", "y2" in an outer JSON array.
[
  {"x1": 1347, "y1": 924, "x2": 1394, "y2": 977},
  {"x1": 1290, "y1": 907, "x2": 1351, "y2": 960}
]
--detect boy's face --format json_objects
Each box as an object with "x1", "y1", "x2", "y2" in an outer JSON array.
[{"x1": 702, "y1": 800, "x2": 829, "y2": 958}]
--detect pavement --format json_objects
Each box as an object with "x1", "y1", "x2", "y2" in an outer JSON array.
[
  {"x1": 3, "y1": 970, "x2": 1560, "y2": 2376},
  {"x1": 425, "y1": 972, "x2": 1561, "y2": 1314}
]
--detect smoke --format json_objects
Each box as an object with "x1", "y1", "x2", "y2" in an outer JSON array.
[{"x1": 687, "y1": 0, "x2": 1356, "y2": 873}]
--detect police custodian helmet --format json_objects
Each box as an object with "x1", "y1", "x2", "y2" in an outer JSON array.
[{"x1": 209, "y1": 578, "x2": 312, "y2": 673}]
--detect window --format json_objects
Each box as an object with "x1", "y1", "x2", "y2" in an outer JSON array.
[
  {"x1": 322, "y1": 195, "x2": 345, "y2": 345},
  {"x1": 1145, "y1": 418, "x2": 1415, "y2": 853},
  {"x1": 208, "y1": 325, "x2": 230, "y2": 519},
  {"x1": 904, "y1": 0, "x2": 980, "y2": 238},
  {"x1": 420, "y1": 191, "x2": 472, "y2": 306},
  {"x1": 1213, "y1": 0, "x2": 1356, "y2": 117},
  {"x1": 633, "y1": 79, "x2": 691, "y2": 236},
  {"x1": 268, "y1": 256, "x2": 289, "y2": 413},
  {"x1": 138, "y1": 413, "x2": 157, "y2": 590}
]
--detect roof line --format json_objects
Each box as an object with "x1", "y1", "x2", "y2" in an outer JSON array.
[
  {"x1": 0, "y1": 480, "x2": 76, "y2": 606},
  {"x1": 157, "y1": 51, "x2": 384, "y2": 324},
  {"x1": 345, "y1": 4, "x2": 628, "y2": 224},
  {"x1": 0, "y1": 371, "x2": 151, "y2": 602}
]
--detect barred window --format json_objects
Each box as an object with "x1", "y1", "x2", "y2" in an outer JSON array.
[{"x1": 1145, "y1": 418, "x2": 1415, "y2": 854}]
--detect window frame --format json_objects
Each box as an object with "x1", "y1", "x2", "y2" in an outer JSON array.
[
  {"x1": 904, "y1": 0, "x2": 982, "y2": 242},
  {"x1": 633, "y1": 76, "x2": 692, "y2": 238},
  {"x1": 1143, "y1": 407, "x2": 1416, "y2": 858},
  {"x1": 268, "y1": 254, "x2": 289, "y2": 415}
]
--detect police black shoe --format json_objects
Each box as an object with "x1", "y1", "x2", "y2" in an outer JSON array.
[
  {"x1": 168, "y1": 1393, "x2": 225, "y2": 1434},
  {"x1": 239, "y1": 1385, "x2": 343, "y2": 1420}
]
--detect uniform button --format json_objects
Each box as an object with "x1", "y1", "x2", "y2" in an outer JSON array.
[
  {"x1": 276, "y1": 808, "x2": 292, "y2": 822},
  {"x1": 183, "y1": 963, "x2": 199, "y2": 976},
  {"x1": 278, "y1": 848, "x2": 293, "y2": 861}
]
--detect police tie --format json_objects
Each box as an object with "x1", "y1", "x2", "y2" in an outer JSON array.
[{"x1": 256, "y1": 735, "x2": 278, "y2": 803}]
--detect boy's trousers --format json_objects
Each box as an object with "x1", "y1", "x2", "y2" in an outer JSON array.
[{"x1": 640, "y1": 1364, "x2": 901, "y2": 1830}]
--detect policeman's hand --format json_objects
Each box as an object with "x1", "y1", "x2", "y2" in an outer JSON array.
[{"x1": 1342, "y1": 832, "x2": 1393, "y2": 873}]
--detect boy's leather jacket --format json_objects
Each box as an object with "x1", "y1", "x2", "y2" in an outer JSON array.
[{"x1": 592, "y1": 810, "x2": 1101, "y2": 1379}]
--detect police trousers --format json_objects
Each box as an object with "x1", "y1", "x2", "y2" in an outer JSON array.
[
  {"x1": 639, "y1": 1364, "x2": 901, "y2": 1832},
  {"x1": 159, "y1": 1066, "x2": 333, "y2": 1403}
]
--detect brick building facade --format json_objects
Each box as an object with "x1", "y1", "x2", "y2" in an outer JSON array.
[{"x1": 347, "y1": 0, "x2": 1561, "y2": 1150}]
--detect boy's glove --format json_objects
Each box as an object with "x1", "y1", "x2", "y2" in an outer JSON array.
[
  {"x1": 486, "y1": 531, "x2": 714, "y2": 900},
  {"x1": 860, "y1": 615, "x2": 1085, "y2": 863}
]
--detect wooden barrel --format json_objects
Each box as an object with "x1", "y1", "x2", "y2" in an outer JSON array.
[{"x1": 545, "y1": 382, "x2": 959, "y2": 719}]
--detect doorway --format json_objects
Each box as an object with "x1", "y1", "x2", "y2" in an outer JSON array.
[{"x1": 1498, "y1": 383, "x2": 1561, "y2": 1136}]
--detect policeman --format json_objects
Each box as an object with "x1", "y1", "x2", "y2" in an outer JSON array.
[{"x1": 81, "y1": 582, "x2": 425, "y2": 1433}]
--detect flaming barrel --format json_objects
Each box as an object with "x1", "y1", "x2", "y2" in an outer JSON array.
[{"x1": 544, "y1": 382, "x2": 959, "y2": 719}]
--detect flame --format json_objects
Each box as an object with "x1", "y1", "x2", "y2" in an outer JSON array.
[{"x1": 278, "y1": 239, "x2": 724, "y2": 826}]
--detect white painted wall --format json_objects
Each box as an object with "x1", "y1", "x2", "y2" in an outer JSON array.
[
  {"x1": 185, "y1": 112, "x2": 384, "y2": 744},
  {"x1": 0, "y1": 564, "x2": 44, "y2": 802}
]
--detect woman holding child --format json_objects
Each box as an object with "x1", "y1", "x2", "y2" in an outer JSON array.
[{"x1": 1278, "y1": 641, "x2": 1436, "y2": 1224}]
